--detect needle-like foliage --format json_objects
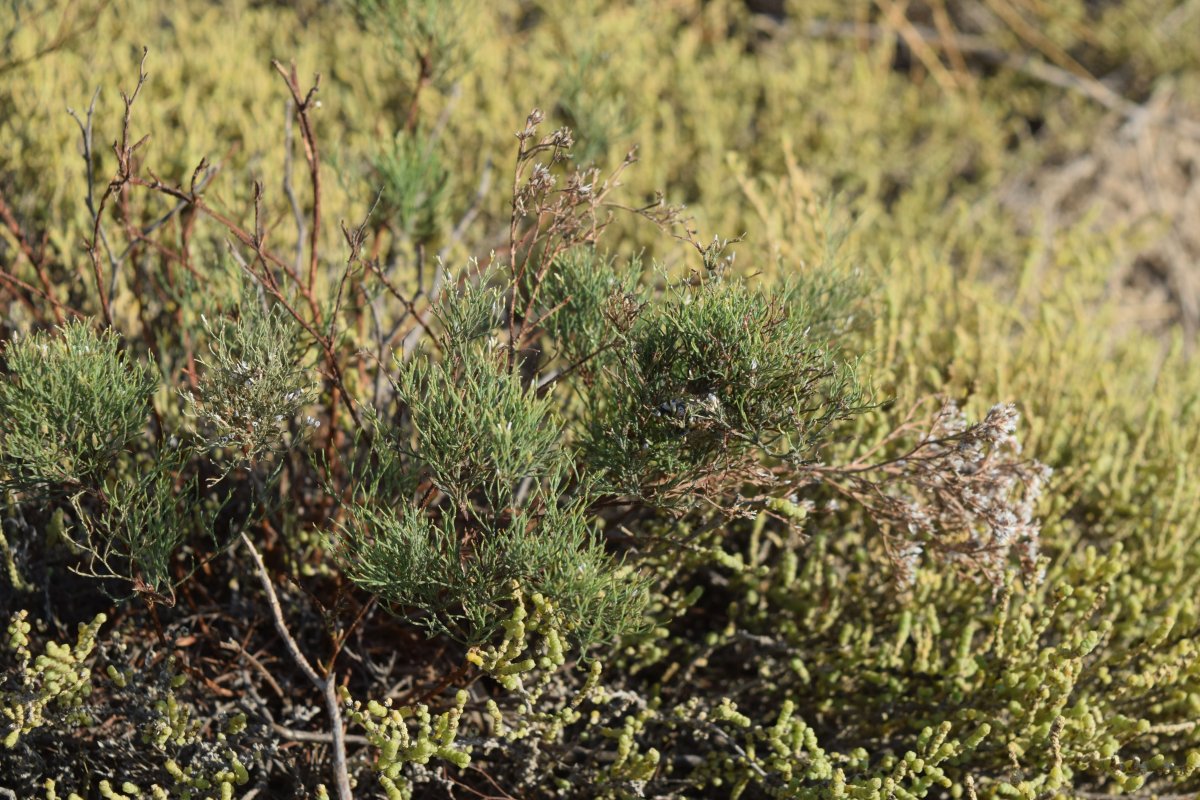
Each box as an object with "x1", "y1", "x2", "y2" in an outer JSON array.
[
  {"x1": 582, "y1": 268, "x2": 869, "y2": 507},
  {"x1": 184, "y1": 297, "x2": 318, "y2": 469},
  {"x1": 0, "y1": 322, "x2": 155, "y2": 495},
  {"x1": 392, "y1": 342, "x2": 562, "y2": 512},
  {"x1": 339, "y1": 492, "x2": 649, "y2": 648}
]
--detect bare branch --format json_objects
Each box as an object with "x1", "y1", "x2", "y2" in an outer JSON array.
[{"x1": 240, "y1": 533, "x2": 353, "y2": 800}]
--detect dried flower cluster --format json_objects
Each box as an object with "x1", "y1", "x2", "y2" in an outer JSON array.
[{"x1": 803, "y1": 400, "x2": 1052, "y2": 587}]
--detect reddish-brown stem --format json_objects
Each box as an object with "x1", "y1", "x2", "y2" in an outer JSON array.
[
  {"x1": 0, "y1": 193, "x2": 65, "y2": 324},
  {"x1": 404, "y1": 51, "x2": 432, "y2": 133},
  {"x1": 271, "y1": 61, "x2": 322, "y2": 295}
]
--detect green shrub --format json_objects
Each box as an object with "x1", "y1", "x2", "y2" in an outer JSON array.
[
  {"x1": 0, "y1": 322, "x2": 155, "y2": 494},
  {"x1": 184, "y1": 297, "x2": 319, "y2": 469},
  {"x1": 581, "y1": 267, "x2": 868, "y2": 506}
]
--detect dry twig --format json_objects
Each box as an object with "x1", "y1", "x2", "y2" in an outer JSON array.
[{"x1": 240, "y1": 533, "x2": 353, "y2": 800}]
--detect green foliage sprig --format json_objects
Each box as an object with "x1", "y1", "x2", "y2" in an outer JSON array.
[
  {"x1": 184, "y1": 298, "x2": 319, "y2": 470},
  {"x1": 371, "y1": 132, "x2": 449, "y2": 246},
  {"x1": 0, "y1": 322, "x2": 155, "y2": 495},
  {"x1": 339, "y1": 487, "x2": 649, "y2": 647},
  {"x1": 582, "y1": 266, "x2": 869, "y2": 507},
  {"x1": 393, "y1": 341, "x2": 561, "y2": 511}
]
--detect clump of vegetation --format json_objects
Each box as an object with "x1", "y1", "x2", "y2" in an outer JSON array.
[
  {"x1": 2, "y1": 1, "x2": 1199, "y2": 798},
  {"x1": 184, "y1": 300, "x2": 319, "y2": 470},
  {"x1": 0, "y1": 323, "x2": 155, "y2": 494}
]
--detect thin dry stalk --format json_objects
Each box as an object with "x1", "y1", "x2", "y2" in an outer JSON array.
[{"x1": 240, "y1": 532, "x2": 353, "y2": 800}]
